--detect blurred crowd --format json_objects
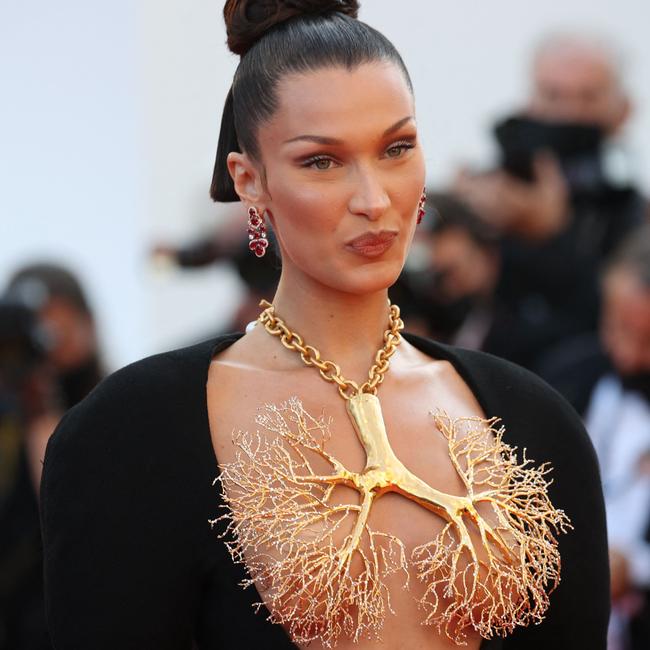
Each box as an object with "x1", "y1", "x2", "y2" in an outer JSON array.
[
  {"x1": 2, "y1": 30, "x2": 649, "y2": 650},
  {"x1": 402, "y1": 34, "x2": 650, "y2": 650},
  {"x1": 0, "y1": 265, "x2": 105, "y2": 648}
]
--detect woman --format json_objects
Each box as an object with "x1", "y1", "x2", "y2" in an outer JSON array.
[{"x1": 40, "y1": 2, "x2": 609, "y2": 648}]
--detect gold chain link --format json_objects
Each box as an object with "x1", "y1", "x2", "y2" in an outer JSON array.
[{"x1": 257, "y1": 299, "x2": 404, "y2": 400}]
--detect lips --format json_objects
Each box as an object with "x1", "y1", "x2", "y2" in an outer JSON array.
[{"x1": 345, "y1": 230, "x2": 398, "y2": 257}]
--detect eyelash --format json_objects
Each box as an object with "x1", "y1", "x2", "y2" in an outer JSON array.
[
  {"x1": 302, "y1": 140, "x2": 416, "y2": 170},
  {"x1": 386, "y1": 140, "x2": 416, "y2": 158}
]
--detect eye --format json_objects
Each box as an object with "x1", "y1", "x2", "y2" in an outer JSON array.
[
  {"x1": 385, "y1": 140, "x2": 415, "y2": 158},
  {"x1": 302, "y1": 155, "x2": 338, "y2": 170}
]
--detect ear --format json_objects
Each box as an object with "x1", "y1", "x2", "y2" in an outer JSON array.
[{"x1": 227, "y1": 152, "x2": 267, "y2": 208}]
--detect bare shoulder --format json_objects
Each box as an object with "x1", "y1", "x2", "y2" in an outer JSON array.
[
  {"x1": 390, "y1": 338, "x2": 486, "y2": 420},
  {"x1": 206, "y1": 328, "x2": 322, "y2": 463},
  {"x1": 209, "y1": 326, "x2": 304, "y2": 373}
]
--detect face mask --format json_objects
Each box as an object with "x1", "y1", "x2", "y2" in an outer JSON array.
[
  {"x1": 429, "y1": 295, "x2": 478, "y2": 337},
  {"x1": 404, "y1": 268, "x2": 479, "y2": 337}
]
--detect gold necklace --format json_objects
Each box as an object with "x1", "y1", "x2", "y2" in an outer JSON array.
[
  {"x1": 212, "y1": 299, "x2": 571, "y2": 648},
  {"x1": 257, "y1": 298, "x2": 404, "y2": 399}
]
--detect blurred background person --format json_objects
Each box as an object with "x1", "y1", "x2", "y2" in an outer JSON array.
[
  {"x1": 540, "y1": 222, "x2": 650, "y2": 650},
  {"x1": 392, "y1": 192, "x2": 540, "y2": 366},
  {"x1": 454, "y1": 32, "x2": 646, "y2": 372},
  {"x1": 5, "y1": 264, "x2": 106, "y2": 411},
  {"x1": 0, "y1": 264, "x2": 105, "y2": 649},
  {"x1": 0, "y1": 301, "x2": 58, "y2": 649}
]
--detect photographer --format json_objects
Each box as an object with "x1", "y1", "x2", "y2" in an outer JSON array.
[{"x1": 454, "y1": 33, "x2": 646, "y2": 370}]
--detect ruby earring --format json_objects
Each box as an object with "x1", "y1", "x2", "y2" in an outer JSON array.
[
  {"x1": 247, "y1": 206, "x2": 268, "y2": 258},
  {"x1": 417, "y1": 189, "x2": 427, "y2": 225}
]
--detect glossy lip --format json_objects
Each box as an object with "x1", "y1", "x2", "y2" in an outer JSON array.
[{"x1": 345, "y1": 230, "x2": 398, "y2": 258}]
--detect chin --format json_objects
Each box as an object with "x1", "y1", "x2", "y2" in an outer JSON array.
[{"x1": 326, "y1": 259, "x2": 405, "y2": 296}]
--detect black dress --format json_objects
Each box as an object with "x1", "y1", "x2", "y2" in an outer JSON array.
[{"x1": 39, "y1": 332, "x2": 610, "y2": 649}]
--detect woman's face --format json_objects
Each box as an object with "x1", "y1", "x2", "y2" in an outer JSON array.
[{"x1": 231, "y1": 62, "x2": 425, "y2": 296}]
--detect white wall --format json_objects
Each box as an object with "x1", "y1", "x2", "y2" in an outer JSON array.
[
  {"x1": 3, "y1": 1, "x2": 650, "y2": 370},
  {"x1": 1, "y1": 0, "x2": 145, "y2": 368}
]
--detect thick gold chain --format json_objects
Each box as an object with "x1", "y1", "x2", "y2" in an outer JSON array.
[{"x1": 257, "y1": 299, "x2": 404, "y2": 400}]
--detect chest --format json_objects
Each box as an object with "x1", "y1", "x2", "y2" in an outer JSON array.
[
  {"x1": 209, "y1": 366, "x2": 475, "y2": 539},
  {"x1": 205, "y1": 352, "x2": 568, "y2": 647},
  {"x1": 207, "y1": 361, "x2": 504, "y2": 586}
]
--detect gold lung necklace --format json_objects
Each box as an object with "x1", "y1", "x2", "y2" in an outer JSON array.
[{"x1": 211, "y1": 300, "x2": 571, "y2": 647}]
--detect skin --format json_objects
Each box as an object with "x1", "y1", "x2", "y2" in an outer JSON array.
[
  {"x1": 40, "y1": 297, "x2": 97, "y2": 370},
  {"x1": 453, "y1": 153, "x2": 569, "y2": 240},
  {"x1": 208, "y1": 62, "x2": 488, "y2": 649},
  {"x1": 454, "y1": 37, "x2": 631, "y2": 241}
]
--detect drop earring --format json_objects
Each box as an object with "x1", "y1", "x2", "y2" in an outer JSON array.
[
  {"x1": 416, "y1": 189, "x2": 427, "y2": 225},
  {"x1": 247, "y1": 206, "x2": 268, "y2": 258}
]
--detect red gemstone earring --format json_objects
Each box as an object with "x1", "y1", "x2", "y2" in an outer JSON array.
[
  {"x1": 416, "y1": 188, "x2": 427, "y2": 225},
  {"x1": 247, "y1": 206, "x2": 268, "y2": 258}
]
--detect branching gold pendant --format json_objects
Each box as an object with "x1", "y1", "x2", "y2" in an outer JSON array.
[
  {"x1": 210, "y1": 301, "x2": 571, "y2": 646},
  {"x1": 212, "y1": 393, "x2": 571, "y2": 647}
]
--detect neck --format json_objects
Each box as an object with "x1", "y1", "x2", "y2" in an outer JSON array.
[{"x1": 263, "y1": 274, "x2": 396, "y2": 385}]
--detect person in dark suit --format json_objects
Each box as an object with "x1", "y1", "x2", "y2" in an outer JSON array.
[{"x1": 540, "y1": 222, "x2": 650, "y2": 649}]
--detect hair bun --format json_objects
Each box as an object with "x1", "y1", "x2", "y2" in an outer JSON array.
[{"x1": 224, "y1": 0, "x2": 360, "y2": 56}]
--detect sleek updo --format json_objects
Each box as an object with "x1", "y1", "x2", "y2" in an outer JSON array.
[{"x1": 211, "y1": 0, "x2": 412, "y2": 202}]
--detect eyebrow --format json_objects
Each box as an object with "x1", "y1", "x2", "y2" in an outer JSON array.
[{"x1": 283, "y1": 116, "x2": 415, "y2": 145}]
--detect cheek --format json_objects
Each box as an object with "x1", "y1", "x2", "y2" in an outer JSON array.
[
  {"x1": 394, "y1": 185, "x2": 421, "y2": 217},
  {"x1": 382, "y1": 158, "x2": 425, "y2": 232},
  {"x1": 401, "y1": 154, "x2": 427, "y2": 215},
  {"x1": 267, "y1": 182, "x2": 343, "y2": 255}
]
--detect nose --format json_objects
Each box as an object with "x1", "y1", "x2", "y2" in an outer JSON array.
[{"x1": 348, "y1": 168, "x2": 390, "y2": 221}]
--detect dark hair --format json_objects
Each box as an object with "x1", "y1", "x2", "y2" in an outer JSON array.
[
  {"x1": 6, "y1": 263, "x2": 92, "y2": 315},
  {"x1": 428, "y1": 193, "x2": 499, "y2": 250},
  {"x1": 604, "y1": 221, "x2": 650, "y2": 288},
  {"x1": 211, "y1": 0, "x2": 413, "y2": 202}
]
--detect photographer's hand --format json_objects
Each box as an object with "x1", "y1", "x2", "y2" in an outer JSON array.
[{"x1": 453, "y1": 152, "x2": 569, "y2": 241}]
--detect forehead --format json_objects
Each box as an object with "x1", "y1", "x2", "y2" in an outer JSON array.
[
  {"x1": 534, "y1": 48, "x2": 615, "y2": 91},
  {"x1": 266, "y1": 62, "x2": 414, "y2": 141}
]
